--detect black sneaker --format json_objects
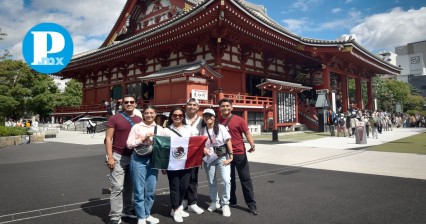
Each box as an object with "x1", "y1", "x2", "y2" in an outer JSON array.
[
  {"x1": 229, "y1": 202, "x2": 237, "y2": 207},
  {"x1": 121, "y1": 209, "x2": 137, "y2": 219},
  {"x1": 250, "y1": 209, "x2": 260, "y2": 216},
  {"x1": 108, "y1": 219, "x2": 122, "y2": 224}
]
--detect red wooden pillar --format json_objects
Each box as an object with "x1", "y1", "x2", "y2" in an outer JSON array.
[
  {"x1": 122, "y1": 70, "x2": 128, "y2": 96},
  {"x1": 92, "y1": 75, "x2": 98, "y2": 105},
  {"x1": 242, "y1": 110, "x2": 248, "y2": 123},
  {"x1": 297, "y1": 93, "x2": 301, "y2": 123},
  {"x1": 321, "y1": 66, "x2": 331, "y2": 102},
  {"x1": 341, "y1": 74, "x2": 348, "y2": 112},
  {"x1": 367, "y1": 78, "x2": 373, "y2": 111},
  {"x1": 355, "y1": 78, "x2": 362, "y2": 109},
  {"x1": 272, "y1": 90, "x2": 278, "y2": 141},
  {"x1": 241, "y1": 71, "x2": 246, "y2": 95}
]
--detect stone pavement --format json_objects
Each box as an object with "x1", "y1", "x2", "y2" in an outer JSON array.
[
  {"x1": 247, "y1": 127, "x2": 426, "y2": 180},
  {"x1": 46, "y1": 127, "x2": 426, "y2": 180}
]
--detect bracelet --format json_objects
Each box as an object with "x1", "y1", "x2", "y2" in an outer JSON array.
[{"x1": 228, "y1": 152, "x2": 233, "y2": 155}]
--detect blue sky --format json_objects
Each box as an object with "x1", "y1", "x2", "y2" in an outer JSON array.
[{"x1": 1, "y1": 0, "x2": 426, "y2": 60}]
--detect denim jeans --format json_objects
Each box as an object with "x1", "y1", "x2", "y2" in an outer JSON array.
[
  {"x1": 109, "y1": 152, "x2": 133, "y2": 220},
  {"x1": 130, "y1": 153, "x2": 158, "y2": 219},
  {"x1": 204, "y1": 155, "x2": 231, "y2": 206}
]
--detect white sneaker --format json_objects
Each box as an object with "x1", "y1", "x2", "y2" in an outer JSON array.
[
  {"x1": 207, "y1": 202, "x2": 220, "y2": 212},
  {"x1": 222, "y1": 205, "x2": 231, "y2": 217},
  {"x1": 188, "y1": 204, "x2": 204, "y2": 214},
  {"x1": 173, "y1": 212, "x2": 183, "y2": 223},
  {"x1": 171, "y1": 208, "x2": 189, "y2": 217},
  {"x1": 182, "y1": 199, "x2": 188, "y2": 210},
  {"x1": 146, "y1": 215, "x2": 160, "y2": 224},
  {"x1": 180, "y1": 209, "x2": 189, "y2": 217},
  {"x1": 137, "y1": 219, "x2": 146, "y2": 224}
]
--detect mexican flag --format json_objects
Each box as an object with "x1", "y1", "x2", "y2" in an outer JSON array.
[{"x1": 152, "y1": 135, "x2": 208, "y2": 170}]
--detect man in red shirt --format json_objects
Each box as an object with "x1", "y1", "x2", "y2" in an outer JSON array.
[
  {"x1": 105, "y1": 95, "x2": 143, "y2": 224},
  {"x1": 218, "y1": 98, "x2": 259, "y2": 216}
]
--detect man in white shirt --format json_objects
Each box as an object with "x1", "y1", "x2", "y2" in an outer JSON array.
[{"x1": 181, "y1": 98, "x2": 204, "y2": 214}]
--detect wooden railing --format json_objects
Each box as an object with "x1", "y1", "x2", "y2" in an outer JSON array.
[
  {"x1": 221, "y1": 94, "x2": 273, "y2": 107},
  {"x1": 54, "y1": 93, "x2": 273, "y2": 114}
]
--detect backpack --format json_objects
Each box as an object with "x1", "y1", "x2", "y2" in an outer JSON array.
[{"x1": 338, "y1": 117, "x2": 345, "y2": 126}]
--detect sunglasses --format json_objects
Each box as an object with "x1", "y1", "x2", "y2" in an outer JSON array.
[
  {"x1": 172, "y1": 114, "x2": 183, "y2": 118},
  {"x1": 123, "y1": 101, "x2": 135, "y2": 104},
  {"x1": 203, "y1": 114, "x2": 214, "y2": 117}
]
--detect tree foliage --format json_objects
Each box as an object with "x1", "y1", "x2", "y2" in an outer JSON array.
[
  {"x1": 0, "y1": 60, "x2": 59, "y2": 119},
  {"x1": 55, "y1": 79, "x2": 82, "y2": 107},
  {"x1": 0, "y1": 28, "x2": 12, "y2": 60},
  {"x1": 372, "y1": 76, "x2": 424, "y2": 113},
  {"x1": 0, "y1": 59, "x2": 83, "y2": 120}
]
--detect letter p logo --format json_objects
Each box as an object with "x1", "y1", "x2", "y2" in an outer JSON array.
[
  {"x1": 31, "y1": 31, "x2": 65, "y2": 65},
  {"x1": 23, "y1": 23, "x2": 73, "y2": 74}
]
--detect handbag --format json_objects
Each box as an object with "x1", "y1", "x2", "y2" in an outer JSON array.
[
  {"x1": 206, "y1": 127, "x2": 227, "y2": 156},
  {"x1": 134, "y1": 126, "x2": 157, "y2": 156}
]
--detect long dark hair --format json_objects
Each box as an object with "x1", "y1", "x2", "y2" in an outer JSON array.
[
  {"x1": 166, "y1": 107, "x2": 187, "y2": 126},
  {"x1": 201, "y1": 116, "x2": 219, "y2": 135}
]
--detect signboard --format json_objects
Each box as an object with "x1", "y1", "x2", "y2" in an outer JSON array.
[
  {"x1": 191, "y1": 89, "x2": 208, "y2": 100},
  {"x1": 277, "y1": 92, "x2": 296, "y2": 123}
]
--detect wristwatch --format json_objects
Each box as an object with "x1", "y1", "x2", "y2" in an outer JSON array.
[{"x1": 251, "y1": 145, "x2": 255, "y2": 149}]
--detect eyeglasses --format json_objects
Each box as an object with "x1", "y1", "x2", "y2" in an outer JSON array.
[
  {"x1": 123, "y1": 101, "x2": 135, "y2": 104},
  {"x1": 172, "y1": 114, "x2": 183, "y2": 118}
]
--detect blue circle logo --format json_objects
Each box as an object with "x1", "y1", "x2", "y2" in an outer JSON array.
[{"x1": 22, "y1": 23, "x2": 74, "y2": 74}]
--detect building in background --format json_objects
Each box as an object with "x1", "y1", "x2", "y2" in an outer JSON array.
[{"x1": 395, "y1": 40, "x2": 426, "y2": 96}]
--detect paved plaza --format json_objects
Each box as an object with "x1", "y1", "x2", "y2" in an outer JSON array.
[{"x1": 0, "y1": 127, "x2": 425, "y2": 223}]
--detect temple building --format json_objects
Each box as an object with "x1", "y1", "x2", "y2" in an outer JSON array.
[{"x1": 54, "y1": 0, "x2": 400, "y2": 132}]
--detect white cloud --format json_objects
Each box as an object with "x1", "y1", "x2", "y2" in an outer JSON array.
[
  {"x1": 347, "y1": 7, "x2": 426, "y2": 52},
  {"x1": 345, "y1": 0, "x2": 353, "y2": 3},
  {"x1": 282, "y1": 18, "x2": 310, "y2": 34},
  {"x1": 291, "y1": 0, "x2": 321, "y2": 12},
  {"x1": 0, "y1": 0, "x2": 126, "y2": 59},
  {"x1": 332, "y1": 8, "x2": 342, "y2": 13}
]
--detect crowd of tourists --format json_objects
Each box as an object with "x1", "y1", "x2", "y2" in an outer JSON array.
[
  {"x1": 326, "y1": 107, "x2": 426, "y2": 138},
  {"x1": 105, "y1": 95, "x2": 259, "y2": 224}
]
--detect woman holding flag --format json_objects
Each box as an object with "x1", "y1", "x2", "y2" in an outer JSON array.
[
  {"x1": 201, "y1": 108, "x2": 234, "y2": 217},
  {"x1": 126, "y1": 105, "x2": 164, "y2": 224},
  {"x1": 162, "y1": 107, "x2": 193, "y2": 223}
]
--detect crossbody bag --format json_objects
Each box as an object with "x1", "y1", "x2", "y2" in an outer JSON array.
[{"x1": 206, "y1": 127, "x2": 227, "y2": 156}]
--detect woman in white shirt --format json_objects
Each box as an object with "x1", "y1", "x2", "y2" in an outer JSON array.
[
  {"x1": 200, "y1": 108, "x2": 233, "y2": 217},
  {"x1": 126, "y1": 105, "x2": 164, "y2": 224},
  {"x1": 162, "y1": 107, "x2": 193, "y2": 223}
]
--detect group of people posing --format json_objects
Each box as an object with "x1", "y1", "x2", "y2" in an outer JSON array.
[{"x1": 105, "y1": 95, "x2": 259, "y2": 224}]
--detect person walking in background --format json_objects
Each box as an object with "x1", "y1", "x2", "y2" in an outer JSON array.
[
  {"x1": 336, "y1": 114, "x2": 346, "y2": 137},
  {"x1": 126, "y1": 105, "x2": 164, "y2": 224},
  {"x1": 163, "y1": 107, "x2": 193, "y2": 223},
  {"x1": 218, "y1": 98, "x2": 259, "y2": 216},
  {"x1": 105, "y1": 95, "x2": 142, "y2": 224},
  {"x1": 201, "y1": 108, "x2": 233, "y2": 217},
  {"x1": 326, "y1": 108, "x2": 336, "y2": 136},
  {"x1": 182, "y1": 98, "x2": 205, "y2": 215}
]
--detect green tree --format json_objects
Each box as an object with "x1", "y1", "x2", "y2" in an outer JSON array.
[
  {"x1": 0, "y1": 60, "x2": 59, "y2": 120},
  {"x1": 0, "y1": 28, "x2": 11, "y2": 60},
  {"x1": 404, "y1": 95, "x2": 425, "y2": 112},
  {"x1": 55, "y1": 79, "x2": 82, "y2": 107}
]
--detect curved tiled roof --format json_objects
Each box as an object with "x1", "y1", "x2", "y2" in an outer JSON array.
[{"x1": 68, "y1": 0, "x2": 400, "y2": 74}]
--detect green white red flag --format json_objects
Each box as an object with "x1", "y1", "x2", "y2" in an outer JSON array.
[{"x1": 152, "y1": 135, "x2": 208, "y2": 170}]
